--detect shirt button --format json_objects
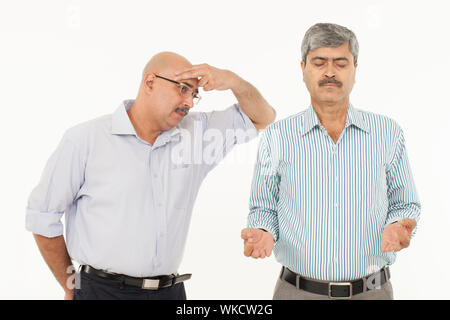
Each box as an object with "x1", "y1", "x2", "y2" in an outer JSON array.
[{"x1": 334, "y1": 203, "x2": 338, "y2": 208}]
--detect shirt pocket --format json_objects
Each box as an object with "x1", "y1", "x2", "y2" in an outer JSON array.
[{"x1": 169, "y1": 164, "x2": 193, "y2": 209}]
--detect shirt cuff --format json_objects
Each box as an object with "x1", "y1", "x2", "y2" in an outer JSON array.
[
  {"x1": 25, "y1": 208, "x2": 64, "y2": 238},
  {"x1": 384, "y1": 214, "x2": 419, "y2": 238},
  {"x1": 384, "y1": 216, "x2": 403, "y2": 226},
  {"x1": 247, "y1": 213, "x2": 279, "y2": 242}
]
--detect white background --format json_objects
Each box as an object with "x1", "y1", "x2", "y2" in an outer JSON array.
[{"x1": 1, "y1": 0, "x2": 449, "y2": 299}]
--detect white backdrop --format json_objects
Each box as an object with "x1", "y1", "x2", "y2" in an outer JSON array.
[{"x1": 1, "y1": 0, "x2": 449, "y2": 299}]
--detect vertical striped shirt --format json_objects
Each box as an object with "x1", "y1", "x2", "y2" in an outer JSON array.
[{"x1": 247, "y1": 104, "x2": 420, "y2": 281}]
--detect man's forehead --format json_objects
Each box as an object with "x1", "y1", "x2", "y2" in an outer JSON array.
[{"x1": 307, "y1": 43, "x2": 352, "y2": 59}]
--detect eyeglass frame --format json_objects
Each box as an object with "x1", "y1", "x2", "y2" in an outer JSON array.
[{"x1": 154, "y1": 74, "x2": 201, "y2": 104}]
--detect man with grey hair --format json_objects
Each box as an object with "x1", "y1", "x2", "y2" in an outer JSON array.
[{"x1": 241, "y1": 23, "x2": 420, "y2": 300}]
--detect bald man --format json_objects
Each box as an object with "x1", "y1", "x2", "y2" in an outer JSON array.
[{"x1": 26, "y1": 52, "x2": 275, "y2": 300}]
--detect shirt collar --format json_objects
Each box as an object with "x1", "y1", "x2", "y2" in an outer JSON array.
[
  {"x1": 154, "y1": 126, "x2": 181, "y2": 148},
  {"x1": 346, "y1": 103, "x2": 370, "y2": 133},
  {"x1": 301, "y1": 105, "x2": 321, "y2": 136},
  {"x1": 111, "y1": 99, "x2": 181, "y2": 145},
  {"x1": 111, "y1": 99, "x2": 137, "y2": 135},
  {"x1": 300, "y1": 103, "x2": 370, "y2": 136}
]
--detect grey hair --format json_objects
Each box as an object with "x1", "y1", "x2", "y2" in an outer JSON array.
[{"x1": 301, "y1": 23, "x2": 359, "y2": 65}]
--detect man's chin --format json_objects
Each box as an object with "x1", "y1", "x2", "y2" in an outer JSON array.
[
  {"x1": 164, "y1": 118, "x2": 183, "y2": 130},
  {"x1": 314, "y1": 92, "x2": 348, "y2": 104}
]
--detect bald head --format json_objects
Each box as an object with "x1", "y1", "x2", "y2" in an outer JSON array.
[{"x1": 142, "y1": 52, "x2": 192, "y2": 79}]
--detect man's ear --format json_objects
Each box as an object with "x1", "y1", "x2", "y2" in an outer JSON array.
[
  {"x1": 300, "y1": 60, "x2": 306, "y2": 82},
  {"x1": 300, "y1": 60, "x2": 305, "y2": 72},
  {"x1": 144, "y1": 73, "x2": 155, "y2": 92}
]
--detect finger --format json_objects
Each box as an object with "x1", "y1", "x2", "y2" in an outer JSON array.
[
  {"x1": 251, "y1": 249, "x2": 260, "y2": 259},
  {"x1": 400, "y1": 238, "x2": 411, "y2": 249},
  {"x1": 174, "y1": 69, "x2": 203, "y2": 81},
  {"x1": 175, "y1": 64, "x2": 208, "y2": 75},
  {"x1": 385, "y1": 243, "x2": 397, "y2": 252},
  {"x1": 241, "y1": 229, "x2": 250, "y2": 240},
  {"x1": 174, "y1": 65, "x2": 209, "y2": 80},
  {"x1": 246, "y1": 229, "x2": 261, "y2": 243},
  {"x1": 241, "y1": 228, "x2": 257, "y2": 241},
  {"x1": 398, "y1": 231, "x2": 410, "y2": 243},
  {"x1": 253, "y1": 229, "x2": 264, "y2": 241},
  {"x1": 381, "y1": 239, "x2": 392, "y2": 253},
  {"x1": 203, "y1": 83, "x2": 214, "y2": 91},
  {"x1": 382, "y1": 245, "x2": 391, "y2": 253},
  {"x1": 198, "y1": 77, "x2": 209, "y2": 88},
  {"x1": 402, "y1": 224, "x2": 414, "y2": 237},
  {"x1": 243, "y1": 244, "x2": 253, "y2": 257},
  {"x1": 265, "y1": 247, "x2": 272, "y2": 257},
  {"x1": 399, "y1": 218, "x2": 417, "y2": 230}
]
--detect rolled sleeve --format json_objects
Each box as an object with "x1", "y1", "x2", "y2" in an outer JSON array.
[
  {"x1": 26, "y1": 133, "x2": 85, "y2": 237},
  {"x1": 204, "y1": 103, "x2": 257, "y2": 145},
  {"x1": 199, "y1": 103, "x2": 258, "y2": 170},
  {"x1": 385, "y1": 128, "x2": 421, "y2": 236},
  {"x1": 25, "y1": 208, "x2": 64, "y2": 237},
  {"x1": 247, "y1": 130, "x2": 280, "y2": 242}
]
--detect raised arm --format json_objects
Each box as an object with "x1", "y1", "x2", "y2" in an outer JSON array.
[{"x1": 175, "y1": 64, "x2": 275, "y2": 130}]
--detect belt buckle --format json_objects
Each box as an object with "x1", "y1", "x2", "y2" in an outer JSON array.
[
  {"x1": 328, "y1": 282, "x2": 352, "y2": 299},
  {"x1": 142, "y1": 279, "x2": 160, "y2": 290}
]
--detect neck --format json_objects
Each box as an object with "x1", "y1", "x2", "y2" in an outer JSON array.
[
  {"x1": 127, "y1": 99, "x2": 162, "y2": 145},
  {"x1": 311, "y1": 97, "x2": 349, "y2": 127},
  {"x1": 310, "y1": 97, "x2": 349, "y2": 143}
]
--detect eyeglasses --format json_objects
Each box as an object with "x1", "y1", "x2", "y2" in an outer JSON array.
[{"x1": 155, "y1": 75, "x2": 201, "y2": 105}]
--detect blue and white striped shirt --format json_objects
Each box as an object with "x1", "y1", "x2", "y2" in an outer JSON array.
[{"x1": 247, "y1": 104, "x2": 420, "y2": 281}]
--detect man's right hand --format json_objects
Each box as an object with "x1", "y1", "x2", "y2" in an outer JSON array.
[
  {"x1": 64, "y1": 289, "x2": 74, "y2": 300},
  {"x1": 241, "y1": 228, "x2": 274, "y2": 259}
]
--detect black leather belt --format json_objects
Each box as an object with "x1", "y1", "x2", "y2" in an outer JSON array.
[
  {"x1": 80, "y1": 265, "x2": 192, "y2": 290},
  {"x1": 280, "y1": 266, "x2": 390, "y2": 299}
]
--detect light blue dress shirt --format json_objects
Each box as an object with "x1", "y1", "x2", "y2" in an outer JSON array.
[
  {"x1": 247, "y1": 104, "x2": 420, "y2": 281},
  {"x1": 26, "y1": 99, "x2": 257, "y2": 277}
]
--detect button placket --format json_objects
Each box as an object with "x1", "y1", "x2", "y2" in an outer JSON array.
[
  {"x1": 330, "y1": 142, "x2": 339, "y2": 278},
  {"x1": 150, "y1": 149, "x2": 167, "y2": 268}
]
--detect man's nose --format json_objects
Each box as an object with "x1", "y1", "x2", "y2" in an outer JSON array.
[
  {"x1": 324, "y1": 64, "x2": 336, "y2": 78},
  {"x1": 183, "y1": 95, "x2": 194, "y2": 109}
]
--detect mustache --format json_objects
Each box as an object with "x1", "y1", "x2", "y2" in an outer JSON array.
[
  {"x1": 175, "y1": 107, "x2": 189, "y2": 115},
  {"x1": 319, "y1": 78, "x2": 343, "y2": 87}
]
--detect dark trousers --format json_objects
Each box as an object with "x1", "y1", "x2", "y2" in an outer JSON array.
[{"x1": 74, "y1": 270, "x2": 187, "y2": 300}]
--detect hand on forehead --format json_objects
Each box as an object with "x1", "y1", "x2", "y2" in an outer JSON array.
[{"x1": 174, "y1": 64, "x2": 219, "y2": 91}]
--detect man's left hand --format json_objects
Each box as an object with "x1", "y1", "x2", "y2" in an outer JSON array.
[
  {"x1": 175, "y1": 64, "x2": 240, "y2": 92},
  {"x1": 381, "y1": 218, "x2": 417, "y2": 253}
]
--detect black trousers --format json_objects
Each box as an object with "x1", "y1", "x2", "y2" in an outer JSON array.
[{"x1": 74, "y1": 270, "x2": 187, "y2": 300}]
